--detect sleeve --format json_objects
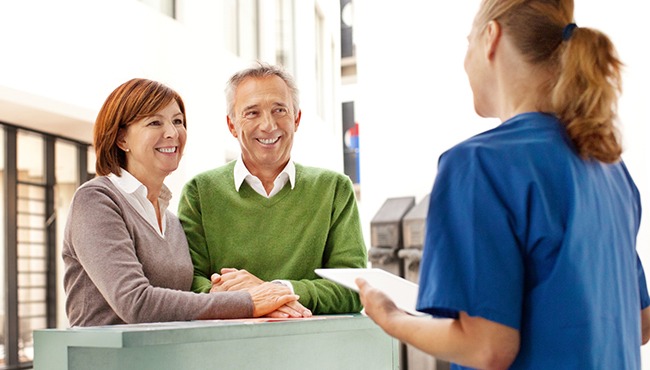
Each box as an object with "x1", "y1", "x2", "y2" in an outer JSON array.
[
  {"x1": 638, "y1": 254, "x2": 650, "y2": 309},
  {"x1": 177, "y1": 178, "x2": 214, "y2": 293},
  {"x1": 69, "y1": 185, "x2": 252, "y2": 323},
  {"x1": 416, "y1": 148, "x2": 525, "y2": 330},
  {"x1": 291, "y1": 176, "x2": 368, "y2": 314}
]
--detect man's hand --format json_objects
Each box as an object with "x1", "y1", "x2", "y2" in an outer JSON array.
[{"x1": 210, "y1": 268, "x2": 264, "y2": 292}]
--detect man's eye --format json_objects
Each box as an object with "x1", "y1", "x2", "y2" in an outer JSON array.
[
  {"x1": 243, "y1": 111, "x2": 258, "y2": 118},
  {"x1": 273, "y1": 108, "x2": 288, "y2": 116}
]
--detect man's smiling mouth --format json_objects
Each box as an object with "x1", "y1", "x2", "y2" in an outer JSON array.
[{"x1": 257, "y1": 137, "x2": 280, "y2": 145}]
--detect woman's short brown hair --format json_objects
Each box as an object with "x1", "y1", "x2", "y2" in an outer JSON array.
[{"x1": 93, "y1": 78, "x2": 186, "y2": 176}]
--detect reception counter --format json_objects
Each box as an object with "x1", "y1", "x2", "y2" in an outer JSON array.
[{"x1": 34, "y1": 314, "x2": 398, "y2": 370}]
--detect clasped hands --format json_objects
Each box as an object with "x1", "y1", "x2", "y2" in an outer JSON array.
[{"x1": 210, "y1": 268, "x2": 312, "y2": 319}]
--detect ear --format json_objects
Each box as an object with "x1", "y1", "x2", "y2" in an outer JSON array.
[
  {"x1": 226, "y1": 115, "x2": 237, "y2": 137},
  {"x1": 293, "y1": 110, "x2": 302, "y2": 131},
  {"x1": 484, "y1": 20, "x2": 502, "y2": 61},
  {"x1": 116, "y1": 128, "x2": 129, "y2": 152}
]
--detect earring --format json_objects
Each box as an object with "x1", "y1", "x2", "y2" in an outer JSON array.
[{"x1": 125, "y1": 148, "x2": 130, "y2": 152}]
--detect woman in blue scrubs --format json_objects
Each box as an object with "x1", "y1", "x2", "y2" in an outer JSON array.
[{"x1": 357, "y1": 1, "x2": 650, "y2": 368}]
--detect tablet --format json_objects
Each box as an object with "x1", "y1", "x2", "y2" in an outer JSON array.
[{"x1": 315, "y1": 268, "x2": 426, "y2": 316}]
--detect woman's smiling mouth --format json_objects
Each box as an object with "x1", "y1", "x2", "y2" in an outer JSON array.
[{"x1": 156, "y1": 146, "x2": 177, "y2": 153}]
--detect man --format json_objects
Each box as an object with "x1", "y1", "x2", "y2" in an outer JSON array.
[{"x1": 178, "y1": 63, "x2": 367, "y2": 315}]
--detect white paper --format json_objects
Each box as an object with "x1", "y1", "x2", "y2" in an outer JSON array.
[{"x1": 315, "y1": 268, "x2": 427, "y2": 316}]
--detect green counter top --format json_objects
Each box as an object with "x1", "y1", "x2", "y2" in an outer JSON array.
[{"x1": 34, "y1": 314, "x2": 398, "y2": 370}]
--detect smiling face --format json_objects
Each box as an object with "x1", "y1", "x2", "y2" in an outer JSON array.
[
  {"x1": 227, "y1": 75, "x2": 301, "y2": 176},
  {"x1": 117, "y1": 100, "x2": 186, "y2": 185}
]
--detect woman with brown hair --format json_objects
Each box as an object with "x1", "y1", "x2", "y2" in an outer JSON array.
[
  {"x1": 357, "y1": 1, "x2": 650, "y2": 368},
  {"x1": 63, "y1": 78, "x2": 302, "y2": 326}
]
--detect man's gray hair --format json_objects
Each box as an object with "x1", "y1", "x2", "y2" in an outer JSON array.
[{"x1": 225, "y1": 62, "x2": 300, "y2": 119}]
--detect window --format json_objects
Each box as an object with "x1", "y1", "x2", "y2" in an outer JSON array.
[
  {"x1": 223, "y1": 0, "x2": 239, "y2": 55},
  {"x1": 1, "y1": 123, "x2": 88, "y2": 369},
  {"x1": 138, "y1": 0, "x2": 176, "y2": 18},
  {"x1": 223, "y1": 0, "x2": 259, "y2": 59},
  {"x1": 54, "y1": 141, "x2": 81, "y2": 328},
  {"x1": 340, "y1": 0, "x2": 354, "y2": 58},
  {"x1": 238, "y1": 0, "x2": 259, "y2": 60},
  {"x1": 314, "y1": 8, "x2": 325, "y2": 118},
  {"x1": 15, "y1": 130, "x2": 47, "y2": 365},
  {"x1": 0, "y1": 127, "x2": 5, "y2": 366},
  {"x1": 276, "y1": 0, "x2": 295, "y2": 74}
]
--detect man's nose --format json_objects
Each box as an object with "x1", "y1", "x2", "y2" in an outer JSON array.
[{"x1": 258, "y1": 111, "x2": 278, "y2": 132}]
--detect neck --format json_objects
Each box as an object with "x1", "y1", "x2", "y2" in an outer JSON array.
[
  {"x1": 124, "y1": 168, "x2": 164, "y2": 203},
  {"x1": 121, "y1": 167, "x2": 165, "y2": 231},
  {"x1": 256, "y1": 169, "x2": 282, "y2": 195},
  {"x1": 135, "y1": 175, "x2": 163, "y2": 204},
  {"x1": 145, "y1": 186, "x2": 162, "y2": 204},
  {"x1": 144, "y1": 184, "x2": 164, "y2": 231},
  {"x1": 492, "y1": 36, "x2": 553, "y2": 121},
  {"x1": 244, "y1": 161, "x2": 287, "y2": 195}
]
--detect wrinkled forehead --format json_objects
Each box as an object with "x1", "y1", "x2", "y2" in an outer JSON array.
[{"x1": 235, "y1": 76, "x2": 292, "y2": 108}]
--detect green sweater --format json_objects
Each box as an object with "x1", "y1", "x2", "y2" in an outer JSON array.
[{"x1": 178, "y1": 162, "x2": 367, "y2": 314}]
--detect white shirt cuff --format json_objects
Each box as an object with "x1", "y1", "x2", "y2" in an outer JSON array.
[{"x1": 272, "y1": 279, "x2": 294, "y2": 294}]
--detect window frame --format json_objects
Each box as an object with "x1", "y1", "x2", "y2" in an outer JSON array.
[{"x1": 1, "y1": 122, "x2": 89, "y2": 369}]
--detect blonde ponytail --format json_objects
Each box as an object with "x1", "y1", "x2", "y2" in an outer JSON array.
[
  {"x1": 551, "y1": 26, "x2": 623, "y2": 163},
  {"x1": 478, "y1": 0, "x2": 624, "y2": 163}
]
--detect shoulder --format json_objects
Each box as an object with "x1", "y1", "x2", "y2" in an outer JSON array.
[
  {"x1": 295, "y1": 163, "x2": 350, "y2": 183},
  {"x1": 68, "y1": 177, "x2": 126, "y2": 219},
  {"x1": 444, "y1": 113, "x2": 570, "y2": 166},
  {"x1": 294, "y1": 163, "x2": 354, "y2": 198},
  {"x1": 186, "y1": 161, "x2": 235, "y2": 186},
  {"x1": 73, "y1": 176, "x2": 119, "y2": 203}
]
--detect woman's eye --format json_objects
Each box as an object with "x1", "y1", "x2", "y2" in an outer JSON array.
[
  {"x1": 148, "y1": 120, "x2": 162, "y2": 126},
  {"x1": 173, "y1": 119, "x2": 184, "y2": 126}
]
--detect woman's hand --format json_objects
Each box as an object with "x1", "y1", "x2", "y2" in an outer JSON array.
[
  {"x1": 356, "y1": 277, "x2": 403, "y2": 330},
  {"x1": 209, "y1": 268, "x2": 312, "y2": 318},
  {"x1": 357, "y1": 277, "x2": 520, "y2": 369},
  {"x1": 248, "y1": 282, "x2": 301, "y2": 317},
  {"x1": 264, "y1": 300, "x2": 313, "y2": 319}
]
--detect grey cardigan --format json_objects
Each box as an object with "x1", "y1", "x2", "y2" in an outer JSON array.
[{"x1": 62, "y1": 176, "x2": 253, "y2": 326}]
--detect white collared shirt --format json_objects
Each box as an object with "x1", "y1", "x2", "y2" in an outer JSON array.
[
  {"x1": 107, "y1": 169, "x2": 171, "y2": 237},
  {"x1": 233, "y1": 155, "x2": 295, "y2": 198},
  {"x1": 232, "y1": 156, "x2": 296, "y2": 292}
]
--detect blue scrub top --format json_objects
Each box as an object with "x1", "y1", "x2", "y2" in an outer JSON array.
[{"x1": 417, "y1": 112, "x2": 650, "y2": 369}]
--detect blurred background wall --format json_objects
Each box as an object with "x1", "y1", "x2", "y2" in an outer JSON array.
[{"x1": 1, "y1": 0, "x2": 648, "y2": 368}]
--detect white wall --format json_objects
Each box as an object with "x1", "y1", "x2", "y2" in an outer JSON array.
[
  {"x1": 0, "y1": 0, "x2": 232, "y2": 205},
  {"x1": 0, "y1": 0, "x2": 345, "y2": 210},
  {"x1": 354, "y1": 0, "x2": 650, "y2": 366},
  {"x1": 354, "y1": 1, "x2": 489, "y2": 241},
  {"x1": 6, "y1": 0, "x2": 647, "y2": 362},
  {"x1": 291, "y1": 0, "x2": 345, "y2": 171},
  {"x1": 1, "y1": 0, "x2": 345, "y2": 331}
]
